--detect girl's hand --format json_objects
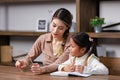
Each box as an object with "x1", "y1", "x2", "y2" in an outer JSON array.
[
  {"x1": 75, "y1": 65, "x2": 84, "y2": 73},
  {"x1": 62, "y1": 62, "x2": 75, "y2": 72},
  {"x1": 31, "y1": 63, "x2": 43, "y2": 75},
  {"x1": 15, "y1": 60, "x2": 27, "y2": 69}
]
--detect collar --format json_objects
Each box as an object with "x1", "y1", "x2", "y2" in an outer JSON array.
[
  {"x1": 70, "y1": 53, "x2": 89, "y2": 62},
  {"x1": 46, "y1": 33, "x2": 53, "y2": 42},
  {"x1": 76, "y1": 53, "x2": 89, "y2": 61}
]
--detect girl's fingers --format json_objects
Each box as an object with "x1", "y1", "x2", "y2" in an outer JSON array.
[
  {"x1": 70, "y1": 62, "x2": 75, "y2": 71},
  {"x1": 75, "y1": 65, "x2": 84, "y2": 73},
  {"x1": 71, "y1": 61, "x2": 75, "y2": 66}
]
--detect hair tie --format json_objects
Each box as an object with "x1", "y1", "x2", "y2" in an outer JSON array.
[{"x1": 89, "y1": 37, "x2": 93, "y2": 42}]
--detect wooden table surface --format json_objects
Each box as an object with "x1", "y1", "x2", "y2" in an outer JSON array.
[{"x1": 0, "y1": 65, "x2": 120, "y2": 80}]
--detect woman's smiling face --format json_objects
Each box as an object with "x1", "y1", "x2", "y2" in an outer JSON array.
[{"x1": 50, "y1": 18, "x2": 68, "y2": 40}]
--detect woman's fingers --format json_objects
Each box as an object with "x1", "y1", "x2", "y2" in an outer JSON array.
[
  {"x1": 31, "y1": 63, "x2": 42, "y2": 74},
  {"x1": 15, "y1": 60, "x2": 21, "y2": 68},
  {"x1": 32, "y1": 63, "x2": 39, "y2": 66},
  {"x1": 15, "y1": 60, "x2": 27, "y2": 69},
  {"x1": 15, "y1": 60, "x2": 23, "y2": 68}
]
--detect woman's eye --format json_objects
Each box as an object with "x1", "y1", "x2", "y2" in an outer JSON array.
[
  {"x1": 58, "y1": 27, "x2": 64, "y2": 30},
  {"x1": 52, "y1": 24, "x2": 56, "y2": 27}
]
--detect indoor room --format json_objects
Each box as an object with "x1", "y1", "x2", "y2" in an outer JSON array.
[{"x1": 0, "y1": 0, "x2": 120, "y2": 80}]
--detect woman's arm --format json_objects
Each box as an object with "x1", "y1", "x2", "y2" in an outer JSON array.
[{"x1": 41, "y1": 46, "x2": 70, "y2": 73}]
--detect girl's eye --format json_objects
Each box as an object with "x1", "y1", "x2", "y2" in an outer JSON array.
[{"x1": 71, "y1": 45, "x2": 74, "y2": 48}]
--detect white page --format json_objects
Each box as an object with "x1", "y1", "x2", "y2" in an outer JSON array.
[{"x1": 50, "y1": 71, "x2": 92, "y2": 77}]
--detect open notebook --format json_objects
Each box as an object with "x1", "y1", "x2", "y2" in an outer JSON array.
[{"x1": 50, "y1": 71, "x2": 92, "y2": 77}]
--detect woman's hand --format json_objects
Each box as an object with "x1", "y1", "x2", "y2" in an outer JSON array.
[
  {"x1": 31, "y1": 63, "x2": 43, "y2": 75},
  {"x1": 75, "y1": 65, "x2": 84, "y2": 73},
  {"x1": 15, "y1": 60, "x2": 27, "y2": 69}
]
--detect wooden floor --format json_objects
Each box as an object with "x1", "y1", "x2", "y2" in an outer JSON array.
[{"x1": 0, "y1": 65, "x2": 120, "y2": 80}]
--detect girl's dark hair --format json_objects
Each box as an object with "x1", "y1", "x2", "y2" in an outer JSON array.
[
  {"x1": 52, "y1": 8, "x2": 73, "y2": 40},
  {"x1": 72, "y1": 32, "x2": 93, "y2": 54}
]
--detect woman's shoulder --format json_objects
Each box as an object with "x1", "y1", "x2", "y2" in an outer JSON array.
[
  {"x1": 39, "y1": 33, "x2": 51, "y2": 37},
  {"x1": 36, "y1": 33, "x2": 52, "y2": 42},
  {"x1": 38, "y1": 33, "x2": 51, "y2": 39}
]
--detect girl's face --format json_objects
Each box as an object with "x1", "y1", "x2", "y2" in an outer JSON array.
[
  {"x1": 50, "y1": 18, "x2": 68, "y2": 40},
  {"x1": 70, "y1": 38, "x2": 86, "y2": 57}
]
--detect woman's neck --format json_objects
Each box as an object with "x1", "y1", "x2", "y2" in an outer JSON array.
[
  {"x1": 53, "y1": 39, "x2": 63, "y2": 44},
  {"x1": 53, "y1": 37, "x2": 63, "y2": 42}
]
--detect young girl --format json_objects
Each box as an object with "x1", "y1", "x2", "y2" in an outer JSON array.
[{"x1": 58, "y1": 32, "x2": 109, "y2": 74}]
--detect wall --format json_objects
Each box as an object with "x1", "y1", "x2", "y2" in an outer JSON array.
[
  {"x1": 100, "y1": 1, "x2": 120, "y2": 30},
  {"x1": 0, "y1": 2, "x2": 76, "y2": 32},
  {"x1": 99, "y1": 1, "x2": 120, "y2": 57},
  {"x1": 0, "y1": 2, "x2": 76, "y2": 62},
  {"x1": 0, "y1": 5, "x2": 6, "y2": 30}
]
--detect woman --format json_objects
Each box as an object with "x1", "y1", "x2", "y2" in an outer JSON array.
[{"x1": 15, "y1": 8, "x2": 73, "y2": 74}]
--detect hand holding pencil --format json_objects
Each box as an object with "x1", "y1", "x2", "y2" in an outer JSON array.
[
  {"x1": 15, "y1": 55, "x2": 33, "y2": 72},
  {"x1": 62, "y1": 61, "x2": 76, "y2": 72}
]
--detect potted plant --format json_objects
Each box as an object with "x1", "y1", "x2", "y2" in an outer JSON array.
[{"x1": 89, "y1": 16, "x2": 105, "y2": 33}]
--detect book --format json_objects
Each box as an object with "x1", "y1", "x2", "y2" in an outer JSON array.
[{"x1": 50, "y1": 71, "x2": 92, "y2": 77}]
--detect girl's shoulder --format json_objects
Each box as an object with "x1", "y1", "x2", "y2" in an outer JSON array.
[{"x1": 87, "y1": 54, "x2": 99, "y2": 63}]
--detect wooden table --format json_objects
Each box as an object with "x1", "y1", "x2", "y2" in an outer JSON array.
[{"x1": 0, "y1": 65, "x2": 120, "y2": 80}]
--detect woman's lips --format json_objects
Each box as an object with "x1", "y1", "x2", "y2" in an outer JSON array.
[{"x1": 53, "y1": 33, "x2": 58, "y2": 36}]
